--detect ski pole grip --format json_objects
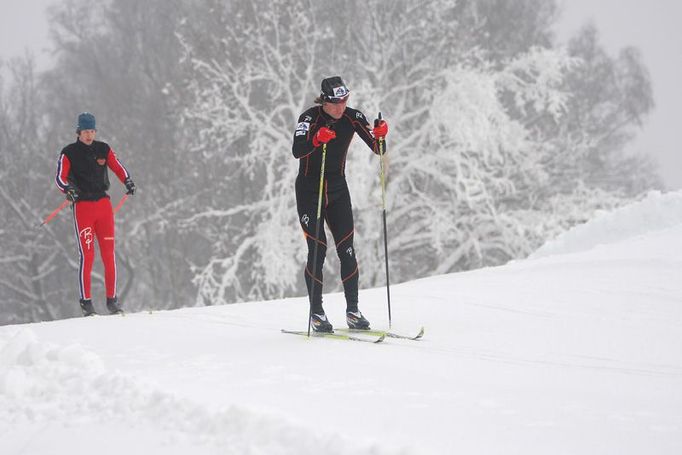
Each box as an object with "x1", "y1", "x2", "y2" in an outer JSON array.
[{"x1": 374, "y1": 111, "x2": 382, "y2": 127}]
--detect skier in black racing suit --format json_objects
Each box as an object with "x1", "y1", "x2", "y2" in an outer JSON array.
[{"x1": 292, "y1": 76, "x2": 389, "y2": 333}]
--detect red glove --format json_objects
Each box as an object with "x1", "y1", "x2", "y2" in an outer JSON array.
[
  {"x1": 313, "y1": 127, "x2": 336, "y2": 147},
  {"x1": 373, "y1": 120, "x2": 388, "y2": 139}
]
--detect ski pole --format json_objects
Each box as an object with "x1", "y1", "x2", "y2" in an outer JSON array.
[
  {"x1": 376, "y1": 112, "x2": 392, "y2": 328},
  {"x1": 39, "y1": 199, "x2": 71, "y2": 227},
  {"x1": 113, "y1": 194, "x2": 129, "y2": 214},
  {"x1": 307, "y1": 142, "x2": 328, "y2": 337}
]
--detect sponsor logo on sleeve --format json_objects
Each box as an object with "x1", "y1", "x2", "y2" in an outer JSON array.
[{"x1": 295, "y1": 121, "x2": 310, "y2": 137}]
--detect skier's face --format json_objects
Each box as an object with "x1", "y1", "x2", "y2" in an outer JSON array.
[
  {"x1": 79, "y1": 129, "x2": 97, "y2": 145},
  {"x1": 323, "y1": 96, "x2": 348, "y2": 119}
]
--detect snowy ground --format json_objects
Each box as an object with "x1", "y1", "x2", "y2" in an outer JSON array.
[{"x1": 1, "y1": 191, "x2": 681, "y2": 454}]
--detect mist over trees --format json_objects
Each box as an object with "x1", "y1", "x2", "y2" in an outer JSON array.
[{"x1": 0, "y1": 0, "x2": 660, "y2": 324}]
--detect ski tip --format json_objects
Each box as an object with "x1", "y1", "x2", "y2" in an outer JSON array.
[{"x1": 375, "y1": 333, "x2": 386, "y2": 343}]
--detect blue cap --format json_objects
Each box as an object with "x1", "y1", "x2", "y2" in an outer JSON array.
[{"x1": 77, "y1": 112, "x2": 96, "y2": 132}]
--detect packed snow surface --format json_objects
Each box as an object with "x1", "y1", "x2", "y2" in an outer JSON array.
[{"x1": 1, "y1": 191, "x2": 681, "y2": 454}]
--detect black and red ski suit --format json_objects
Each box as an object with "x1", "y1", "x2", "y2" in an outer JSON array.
[
  {"x1": 55, "y1": 139, "x2": 131, "y2": 302},
  {"x1": 292, "y1": 106, "x2": 384, "y2": 314}
]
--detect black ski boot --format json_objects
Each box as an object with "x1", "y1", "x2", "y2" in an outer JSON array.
[
  {"x1": 310, "y1": 312, "x2": 333, "y2": 333},
  {"x1": 106, "y1": 297, "x2": 124, "y2": 315},
  {"x1": 346, "y1": 311, "x2": 370, "y2": 330},
  {"x1": 80, "y1": 299, "x2": 97, "y2": 317}
]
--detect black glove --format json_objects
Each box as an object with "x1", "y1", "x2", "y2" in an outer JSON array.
[
  {"x1": 124, "y1": 177, "x2": 136, "y2": 195},
  {"x1": 65, "y1": 185, "x2": 79, "y2": 202}
]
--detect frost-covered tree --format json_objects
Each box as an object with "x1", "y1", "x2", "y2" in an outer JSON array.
[
  {"x1": 179, "y1": 0, "x2": 336, "y2": 304},
  {"x1": 180, "y1": 0, "x2": 655, "y2": 302},
  {"x1": 347, "y1": 45, "x2": 583, "y2": 279},
  {"x1": 557, "y1": 24, "x2": 658, "y2": 193},
  {"x1": 0, "y1": 57, "x2": 79, "y2": 323}
]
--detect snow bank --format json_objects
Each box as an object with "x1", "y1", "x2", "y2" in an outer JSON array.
[
  {"x1": 531, "y1": 190, "x2": 682, "y2": 258},
  {"x1": 0, "y1": 328, "x2": 404, "y2": 455}
]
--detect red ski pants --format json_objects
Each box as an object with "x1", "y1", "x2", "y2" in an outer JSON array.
[{"x1": 72, "y1": 198, "x2": 117, "y2": 300}]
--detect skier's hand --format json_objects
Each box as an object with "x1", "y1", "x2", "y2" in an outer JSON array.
[
  {"x1": 65, "y1": 185, "x2": 79, "y2": 202},
  {"x1": 313, "y1": 127, "x2": 336, "y2": 147},
  {"x1": 373, "y1": 119, "x2": 388, "y2": 140},
  {"x1": 124, "y1": 177, "x2": 136, "y2": 195}
]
